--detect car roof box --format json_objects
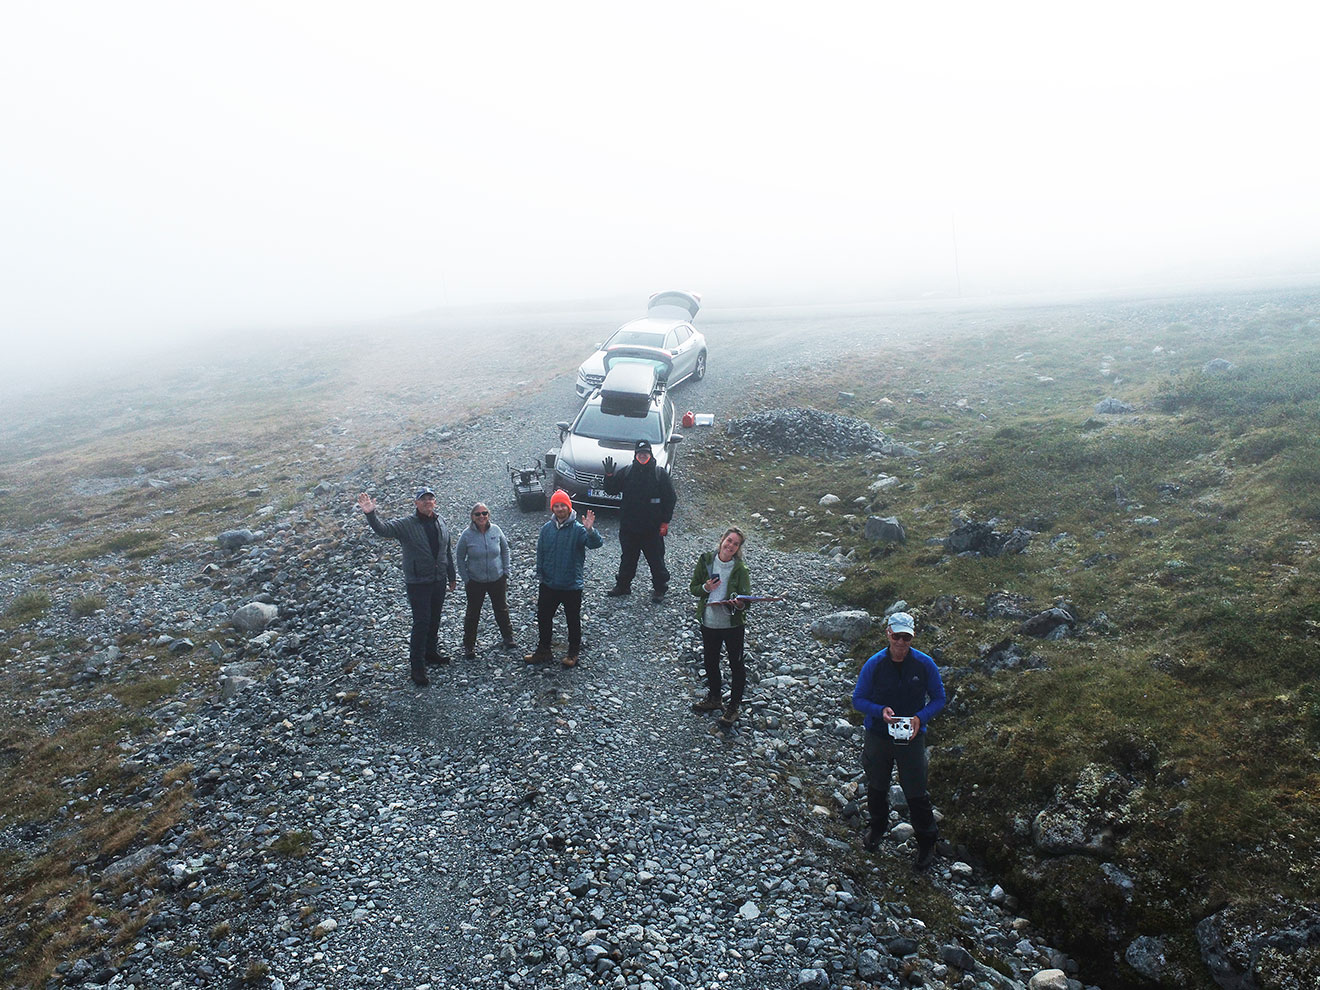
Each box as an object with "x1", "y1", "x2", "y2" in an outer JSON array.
[
  {"x1": 601, "y1": 344, "x2": 673, "y2": 382},
  {"x1": 647, "y1": 289, "x2": 701, "y2": 321},
  {"x1": 599, "y1": 362, "x2": 657, "y2": 417}
]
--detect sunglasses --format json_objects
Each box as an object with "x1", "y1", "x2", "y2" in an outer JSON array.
[
  {"x1": 889, "y1": 632, "x2": 913, "y2": 641},
  {"x1": 473, "y1": 510, "x2": 489, "y2": 516}
]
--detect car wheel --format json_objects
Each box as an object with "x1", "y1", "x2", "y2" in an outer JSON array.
[{"x1": 693, "y1": 351, "x2": 707, "y2": 381}]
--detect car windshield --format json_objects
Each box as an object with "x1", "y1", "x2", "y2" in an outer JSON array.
[
  {"x1": 573, "y1": 404, "x2": 665, "y2": 444},
  {"x1": 606, "y1": 330, "x2": 666, "y2": 349}
]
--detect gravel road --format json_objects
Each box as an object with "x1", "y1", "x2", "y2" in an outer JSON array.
[{"x1": 10, "y1": 302, "x2": 1093, "y2": 989}]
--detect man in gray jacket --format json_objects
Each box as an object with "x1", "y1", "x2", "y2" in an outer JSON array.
[
  {"x1": 456, "y1": 502, "x2": 517, "y2": 659},
  {"x1": 357, "y1": 487, "x2": 457, "y2": 686}
]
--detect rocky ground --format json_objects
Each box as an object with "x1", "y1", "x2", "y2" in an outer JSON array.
[{"x1": 1, "y1": 303, "x2": 1110, "y2": 989}]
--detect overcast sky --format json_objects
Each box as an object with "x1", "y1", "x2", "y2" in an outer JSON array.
[{"x1": 2, "y1": 2, "x2": 1317, "y2": 376}]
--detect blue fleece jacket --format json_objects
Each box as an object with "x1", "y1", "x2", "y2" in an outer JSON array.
[
  {"x1": 852, "y1": 646, "x2": 946, "y2": 735},
  {"x1": 535, "y1": 512, "x2": 604, "y2": 590}
]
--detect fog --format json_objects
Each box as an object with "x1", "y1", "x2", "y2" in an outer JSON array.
[{"x1": 2, "y1": 2, "x2": 1317, "y2": 384}]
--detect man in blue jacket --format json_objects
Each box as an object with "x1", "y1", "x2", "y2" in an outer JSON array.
[
  {"x1": 358, "y1": 487, "x2": 457, "y2": 687},
  {"x1": 526, "y1": 490, "x2": 603, "y2": 668},
  {"x1": 852, "y1": 611, "x2": 947, "y2": 870}
]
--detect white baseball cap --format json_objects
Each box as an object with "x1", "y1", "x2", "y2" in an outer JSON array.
[{"x1": 887, "y1": 611, "x2": 915, "y2": 636}]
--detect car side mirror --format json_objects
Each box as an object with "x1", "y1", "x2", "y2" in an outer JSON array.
[
  {"x1": 556, "y1": 421, "x2": 570, "y2": 437},
  {"x1": 668, "y1": 433, "x2": 683, "y2": 445}
]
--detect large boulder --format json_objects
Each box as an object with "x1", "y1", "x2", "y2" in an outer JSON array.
[
  {"x1": 1018, "y1": 607, "x2": 1076, "y2": 639},
  {"x1": 1196, "y1": 900, "x2": 1320, "y2": 990},
  {"x1": 855, "y1": 948, "x2": 886, "y2": 982},
  {"x1": 1095, "y1": 397, "x2": 1134, "y2": 414},
  {"x1": 864, "y1": 515, "x2": 906, "y2": 543},
  {"x1": 101, "y1": 844, "x2": 165, "y2": 880},
  {"x1": 232, "y1": 601, "x2": 278, "y2": 633},
  {"x1": 973, "y1": 638, "x2": 1046, "y2": 674},
  {"x1": 1032, "y1": 764, "x2": 1136, "y2": 857},
  {"x1": 217, "y1": 528, "x2": 260, "y2": 550},
  {"x1": 1124, "y1": 935, "x2": 1171, "y2": 982},
  {"x1": 810, "y1": 610, "x2": 873, "y2": 642},
  {"x1": 947, "y1": 520, "x2": 1033, "y2": 557}
]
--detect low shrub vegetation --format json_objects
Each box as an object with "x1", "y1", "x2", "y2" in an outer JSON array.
[
  {"x1": 3, "y1": 590, "x2": 51, "y2": 622},
  {"x1": 690, "y1": 295, "x2": 1320, "y2": 987},
  {"x1": 70, "y1": 593, "x2": 106, "y2": 618}
]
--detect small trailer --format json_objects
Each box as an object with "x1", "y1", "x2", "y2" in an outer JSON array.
[{"x1": 508, "y1": 459, "x2": 548, "y2": 512}]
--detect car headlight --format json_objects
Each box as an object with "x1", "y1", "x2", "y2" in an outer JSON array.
[{"x1": 555, "y1": 459, "x2": 577, "y2": 481}]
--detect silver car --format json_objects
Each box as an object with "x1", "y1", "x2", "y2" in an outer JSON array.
[{"x1": 574, "y1": 290, "x2": 707, "y2": 399}]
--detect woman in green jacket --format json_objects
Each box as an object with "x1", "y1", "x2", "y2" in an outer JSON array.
[{"x1": 689, "y1": 527, "x2": 750, "y2": 729}]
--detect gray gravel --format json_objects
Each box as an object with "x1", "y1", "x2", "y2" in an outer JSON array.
[{"x1": 2, "y1": 313, "x2": 1099, "y2": 990}]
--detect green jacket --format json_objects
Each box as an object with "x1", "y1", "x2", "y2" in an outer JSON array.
[{"x1": 689, "y1": 550, "x2": 751, "y2": 626}]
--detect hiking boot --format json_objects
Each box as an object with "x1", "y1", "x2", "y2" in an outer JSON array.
[
  {"x1": 691, "y1": 692, "x2": 723, "y2": 713},
  {"x1": 863, "y1": 827, "x2": 883, "y2": 852},
  {"x1": 717, "y1": 703, "x2": 740, "y2": 729},
  {"x1": 650, "y1": 586, "x2": 667, "y2": 604},
  {"x1": 499, "y1": 639, "x2": 518, "y2": 650},
  {"x1": 606, "y1": 585, "x2": 631, "y2": 597},
  {"x1": 462, "y1": 650, "x2": 477, "y2": 661},
  {"x1": 411, "y1": 670, "x2": 429, "y2": 687},
  {"x1": 425, "y1": 652, "x2": 450, "y2": 665},
  {"x1": 562, "y1": 653, "x2": 579, "y2": 668},
  {"x1": 524, "y1": 646, "x2": 553, "y2": 664},
  {"x1": 913, "y1": 837, "x2": 938, "y2": 872}
]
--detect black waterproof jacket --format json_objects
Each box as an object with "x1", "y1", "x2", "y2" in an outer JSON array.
[{"x1": 603, "y1": 460, "x2": 676, "y2": 533}]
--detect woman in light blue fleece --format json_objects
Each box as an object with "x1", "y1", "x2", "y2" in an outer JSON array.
[{"x1": 456, "y1": 502, "x2": 517, "y2": 659}]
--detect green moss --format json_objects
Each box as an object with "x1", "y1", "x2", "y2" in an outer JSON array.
[{"x1": 675, "y1": 296, "x2": 1320, "y2": 988}]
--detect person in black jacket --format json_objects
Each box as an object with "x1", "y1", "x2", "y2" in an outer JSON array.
[
  {"x1": 603, "y1": 439, "x2": 676, "y2": 604},
  {"x1": 357, "y1": 487, "x2": 457, "y2": 686}
]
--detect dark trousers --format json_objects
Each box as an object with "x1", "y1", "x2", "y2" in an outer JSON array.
[
  {"x1": 862, "y1": 729, "x2": 937, "y2": 842},
  {"x1": 700, "y1": 624, "x2": 746, "y2": 706},
  {"x1": 535, "y1": 584, "x2": 583, "y2": 655},
  {"x1": 616, "y1": 528, "x2": 669, "y2": 591},
  {"x1": 463, "y1": 575, "x2": 514, "y2": 650},
  {"x1": 405, "y1": 580, "x2": 446, "y2": 673}
]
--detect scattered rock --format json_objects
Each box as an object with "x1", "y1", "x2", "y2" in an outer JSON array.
[
  {"x1": 726, "y1": 408, "x2": 893, "y2": 457},
  {"x1": 232, "y1": 601, "x2": 278, "y2": 633},
  {"x1": 810, "y1": 610, "x2": 873, "y2": 642},
  {"x1": 1124, "y1": 935, "x2": 1170, "y2": 981},
  {"x1": 864, "y1": 515, "x2": 906, "y2": 544},
  {"x1": 1094, "y1": 398, "x2": 1134, "y2": 414},
  {"x1": 217, "y1": 528, "x2": 260, "y2": 550},
  {"x1": 1032, "y1": 764, "x2": 1136, "y2": 857},
  {"x1": 1017, "y1": 607, "x2": 1076, "y2": 639},
  {"x1": 947, "y1": 521, "x2": 1034, "y2": 557},
  {"x1": 1196, "y1": 900, "x2": 1320, "y2": 990}
]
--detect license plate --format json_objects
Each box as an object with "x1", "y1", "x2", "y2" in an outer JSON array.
[{"x1": 587, "y1": 489, "x2": 621, "y2": 500}]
